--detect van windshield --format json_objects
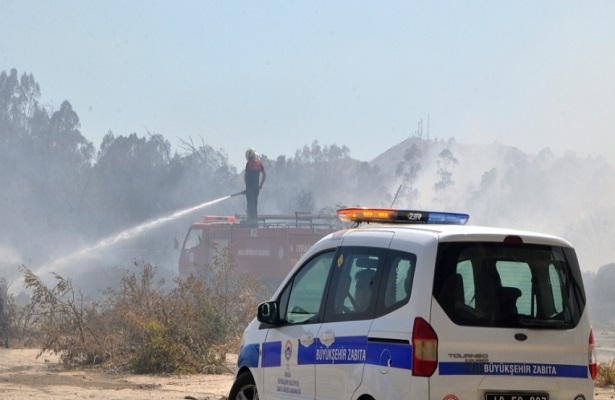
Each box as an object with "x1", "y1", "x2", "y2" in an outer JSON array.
[{"x1": 433, "y1": 242, "x2": 586, "y2": 329}]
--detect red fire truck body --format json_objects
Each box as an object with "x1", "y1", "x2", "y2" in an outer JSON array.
[{"x1": 177, "y1": 214, "x2": 339, "y2": 286}]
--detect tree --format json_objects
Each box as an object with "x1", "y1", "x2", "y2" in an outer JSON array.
[
  {"x1": 90, "y1": 132, "x2": 174, "y2": 231},
  {"x1": 0, "y1": 71, "x2": 97, "y2": 263},
  {"x1": 395, "y1": 143, "x2": 422, "y2": 205},
  {"x1": 591, "y1": 263, "x2": 615, "y2": 325},
  {"x1": 433, "y1": 148, "x2": 458, "y2": 208},
  {"x1": 171, "y1": 138, "x2": 237, "y2": 209},
  {"x1": 32, "y1": 101, "x2": 95, "y2": 233},
  {"x1": 0, "y1": 69, "x2": 43, "y2": 147}
]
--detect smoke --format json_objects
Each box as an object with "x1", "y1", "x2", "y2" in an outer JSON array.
[
  {"x1": 4, "y1": 135, "x2": 614, "y2": 303},
  {"x1": 0, "y1": 244, "x2": 25, "y2": 294},
  {"x1": 33, "y1": 195, "x2": 235, "y2": 283},
  {"x1": 373, "y1": 138, "x2": 615, "y2": 272},
  {"x1": 0, "y1": 244, "x2": 23, "y2": 266}
]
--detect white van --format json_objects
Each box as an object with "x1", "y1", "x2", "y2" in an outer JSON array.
[{"x1": 229, "y1": 208, "x2": 596, "y2": 400}]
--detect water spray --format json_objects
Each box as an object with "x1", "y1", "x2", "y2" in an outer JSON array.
[{"x1": 35, "y1": 192, "x2": 245, "y2": 276}]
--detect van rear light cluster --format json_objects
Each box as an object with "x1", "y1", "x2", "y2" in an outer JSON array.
[
  {"x1": 412, "y1": 317, "x2": 438, "y2": 377},
  {"x1": 589, "y1": 328, "x2": 597, "y2": 380}
]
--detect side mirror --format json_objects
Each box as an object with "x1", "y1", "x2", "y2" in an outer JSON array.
[
  {"x1": 174, "y1": 237, "x2": 179, "y2": 250},
  {"x1": 257, "y1": 301, "x2": 280, "y2": 326}
]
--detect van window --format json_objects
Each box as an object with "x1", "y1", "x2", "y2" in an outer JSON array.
[
  {"x1": 433, "y1": 242, "x2": 585, "y2": 329},
  {"x1": 324, "y1": 247, "x2": 387, "y2": 322},
  {"x1": 278, "y1": 251, "x2": 335, "y2": 324},
  {"x1": 323, "y1": 247, "x2": 416, "y2": 322},
  {"x1": 381, "y1": 250, "x2": 416, "y2": 312},
  {"x1": 548, "y1": 264, "x2": 564, "y2": 314}
]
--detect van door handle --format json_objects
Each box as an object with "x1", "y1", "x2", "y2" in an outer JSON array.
[
  {"x1": 319, "y1": 330, "x2": 336, "y2": 347},
  {"x1": 299, "y1": 333, "x2": 314, "y2": 347}
]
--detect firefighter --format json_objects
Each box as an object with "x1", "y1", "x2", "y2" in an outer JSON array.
[{"x1": 244, "y1": 148, "x2": 266, "y2": 222}]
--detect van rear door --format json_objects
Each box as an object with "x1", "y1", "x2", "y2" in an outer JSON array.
[{"x1": 429, "y1": 240, "x2": 593, "y2": 400}]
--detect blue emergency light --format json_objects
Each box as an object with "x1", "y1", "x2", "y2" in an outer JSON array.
[{"x1": 337, "y1": 208, "x2": 469, "y2": 225}]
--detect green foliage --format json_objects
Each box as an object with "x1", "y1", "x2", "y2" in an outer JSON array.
[
  {"x1": 596, "y1": 360, "x2": 615, "y2": 387},
  {"x1": 129, "y1": 320, "x2": 189, "y2": 374}
]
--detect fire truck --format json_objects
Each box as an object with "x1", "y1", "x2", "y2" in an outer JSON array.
[{"x1": 175, "y1": 213, "x2": 341, "y2": 287}]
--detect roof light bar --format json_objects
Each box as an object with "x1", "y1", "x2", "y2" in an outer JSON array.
[{"x1": 337, "y1": 208, "x2": 469, "y2": 225}]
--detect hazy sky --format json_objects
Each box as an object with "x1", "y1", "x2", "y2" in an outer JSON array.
[{"x1": 2, "y1": 1, "x2": 614, "y2": 169}]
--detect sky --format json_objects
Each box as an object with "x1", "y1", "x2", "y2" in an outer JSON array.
[{"x1": 1, "y1": 1, "x2": 614, "y2": 169}]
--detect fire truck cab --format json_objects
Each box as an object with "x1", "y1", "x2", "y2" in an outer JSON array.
[{"x1": 176, "y1": 213, "x2": 340, "y2": 287}]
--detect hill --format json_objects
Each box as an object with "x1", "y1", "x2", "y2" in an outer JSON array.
[{"x1": 368, "y1": 137, "x2": 615, "y2": 273}]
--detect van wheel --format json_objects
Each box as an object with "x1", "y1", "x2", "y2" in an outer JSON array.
[{"x1": 229, "y1": 372, "x2": 258, "y2": 400}]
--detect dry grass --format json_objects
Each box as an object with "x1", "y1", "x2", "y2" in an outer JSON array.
[
  {"x1": 9, "y1": 246, "x2": 267, "y2": 374},
  {"x1": 597, "y1": 361, "x2": 615, "y2": 387}
]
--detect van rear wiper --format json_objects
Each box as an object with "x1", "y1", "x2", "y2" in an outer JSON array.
[{"x1": 516, "y1": 316, "x2": 571, "y2": 329}]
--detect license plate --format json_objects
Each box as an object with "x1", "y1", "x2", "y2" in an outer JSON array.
[{"x1": 486, "y1": 394, "x2": 549, "y2": 400}]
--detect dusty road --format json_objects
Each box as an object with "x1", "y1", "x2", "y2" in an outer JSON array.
[
  {"x1": 0, "y1": 348, "x2": 233, "y2": 400},
  {"x1": 1, "y1": 346, "x2": 614, "y2": 400}
]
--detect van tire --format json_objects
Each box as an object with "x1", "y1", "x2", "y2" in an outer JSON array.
[{"x1": 229, "y1": 372, "x2": 258, "y2": 400}]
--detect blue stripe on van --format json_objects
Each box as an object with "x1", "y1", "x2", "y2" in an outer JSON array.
[
  {"x1": 237, "y1": 343, "x2": 260, "y2": 368},
  {"x1": 439, "y1": 361, "x2": 588, "y2": 378},
  {"x1": 262, "y1": 341, "x2": 282, "y2": 367},
  {"x1": 296, "y1": 336, "x2": 413, "y2": 370},
  {"x1": 366, "y1": 340, "x2": 413, "y2": 370},
  {"x1": 314, "y1": 335, "x2": 367, "y2": 365},
  {"x1": 297, "y1": 338, "x2": 315, "y2": 365},
  {"x1": 247, "y1": 337, "x2": 587, "y2": 379}
]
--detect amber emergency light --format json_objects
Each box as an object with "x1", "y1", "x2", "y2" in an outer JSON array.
[{"x1": 337, "y1": 208, "x2": 469, "y2": 225}]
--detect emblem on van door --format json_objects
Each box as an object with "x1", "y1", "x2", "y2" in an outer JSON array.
[
  {"x1": 285, "y1": 340, "x2": 292, "y2": 361},
  {"x1": 447, "y1": 353, "x2": 489, "y2": 362}
]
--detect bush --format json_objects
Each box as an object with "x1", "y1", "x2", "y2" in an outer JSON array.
[
  {"x1": 596, "y1": 360, "x2": 615, "y2": 387},
  {"x1": 15, "y1": 246, "x2": 267, "y2": 374},
  {"x1": 129, "y1": 319, "x2": 188, "y2": 374},
  {"x1": 20, "y1": 266, "x2": 107, "y2": 365}
]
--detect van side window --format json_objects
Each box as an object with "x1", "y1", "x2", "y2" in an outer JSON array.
[
  {"x1": 324, "y1": 247, "x2": 386, "y2": 322},
  {"x1": 382, "y1": 250, "x2": 417, "y2": 311},
  {"x1": 279, "y1": 251, "x2": 335, "y2": 324}
]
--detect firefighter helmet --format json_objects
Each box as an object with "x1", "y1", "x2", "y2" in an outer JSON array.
[{"x1": 245, "y1": 148, "x2": 257, "y2": 160}]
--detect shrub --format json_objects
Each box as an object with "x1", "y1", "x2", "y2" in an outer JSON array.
[
  {"x1": 129, "y1": 319, "x2": 188, "y2": 374},
  {"x1": 15, "y1": 246, "x2": 267, "y2": 374},
  {"x1": 596, "y1": 360, "x2": 615, "y2": 387},
  {"x1": 20, "y1": 265, "x2": 107, "y2": 366}
]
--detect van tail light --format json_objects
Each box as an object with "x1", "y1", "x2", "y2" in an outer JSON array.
[
  {"x1": 589, "y1": 327, "x2": 597, "y2": 380},
  {"x1": 412, "y1": 317, "x2": 438, "y2": 377},
  {"x1": 503, "y1": 235, "x2": 523, "y2": 244}
]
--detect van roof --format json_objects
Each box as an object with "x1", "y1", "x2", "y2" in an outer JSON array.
[{"x1": 343, "y1": 223, "x2": 573, "y2": 247}]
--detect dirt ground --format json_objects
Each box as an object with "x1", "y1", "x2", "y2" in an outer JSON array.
[
  {"x1": 0, "y1": 348, "x2": 234, "y2": 400},
  {"x1": 1, "y1": 346, "x2": 614, "y2": 400}
]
